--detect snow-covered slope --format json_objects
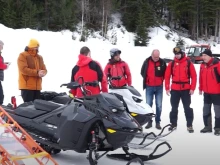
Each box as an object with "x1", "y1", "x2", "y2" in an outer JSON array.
[{"x1": 0, "y1": 15, "x2": 220, "y2": 165}]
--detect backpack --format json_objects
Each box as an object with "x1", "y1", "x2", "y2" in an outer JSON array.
[{"x1": 171, "y1": 59, "x2": 191, "y2": 79}]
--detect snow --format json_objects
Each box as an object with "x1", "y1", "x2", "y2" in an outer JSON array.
[{"x1": 1, "y1": 14, "x2": 220, "y2": 165}]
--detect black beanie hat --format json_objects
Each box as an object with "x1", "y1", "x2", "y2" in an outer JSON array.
[
  {"x1": 173, "y1": 47, "x2": 183, "y2": 55},
  {"x1": 202, "y1": 49, "x2": 212, "y2": 57}
]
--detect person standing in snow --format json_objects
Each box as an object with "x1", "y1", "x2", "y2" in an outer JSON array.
[
  {"x1": 104, "y1": 48, "x2": 132, "y2": 87},
  {"x1": 165, "y1": 47, "x2": 197, "y2": 133},
  {"x1": 140, "y1": 49, "x2": 167, "y2": 130},
  {"x1": 199, "y1": 49, "x2": 220, "y2": 136},
  {"x1": 0, "y1": 40, "x2": 10, "y2": 105},
  {"x1": 17, "y1": 39, "x2": 47, "y2": 102},
  {"x1": 70, "y1": 46, "x2": 108, "y2": 98}
]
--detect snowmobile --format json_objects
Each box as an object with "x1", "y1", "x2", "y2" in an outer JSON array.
[
  {"x1": 107, "y1": 76, "x2": 175, "y2": 139},
  {"x1": 2, "y1": 76, "x2": 172, "y2": 165},
  {"x1": 37, "y1": 76, "x2": 174, "y2": 142}
]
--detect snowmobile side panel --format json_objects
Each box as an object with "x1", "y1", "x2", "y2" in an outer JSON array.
[
  {"x1": 57, "y1": 117, "x2": 101, "y2": 153},
  {"x1": 54, "y1": 103, "x2": 98, "y2": 152}
]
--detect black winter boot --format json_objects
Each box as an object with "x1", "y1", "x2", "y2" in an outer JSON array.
[
  {"x1": 156, "y1": 123, "x2": 162, "y2": 130},
  {"x1": 200, "y1": 126, "x2": 212, "y2": 133},
  {"x1": 214, "y1": 129, "x2": 220, "y2": 136},
  {"x1": 187, "y1": 126, "x2": 194, "y2": 133},
  {"x1": 145, "y1": 120, "x2": 152, "y2": 129},
  {"x1": 168, "y1": 124, "x2": 177, "y2": 131}
]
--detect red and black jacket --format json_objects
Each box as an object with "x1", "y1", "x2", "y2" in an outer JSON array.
[
  {"x1": 70, "y1": 54, "x2": 108, "y2": 97},
  {"x1": 199, "y1": 57, "x2": 220, "y2": 94},
  {"x1": 141, "y1": 57, "x2": 167, "y2": 90},
  {"x1": 0, "y1": 53, "x2": 7, "y2": 81},
  {"x1": 165, "y1": 55, "x2": 197, "y2": 91},
  {"x1": 104, "y1": 59, "x2": 132, "y2": 87}
]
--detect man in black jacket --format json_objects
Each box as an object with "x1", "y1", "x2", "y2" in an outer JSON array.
[{"x1": 140, "y1": 49, "x2": 167, "y2": 129}]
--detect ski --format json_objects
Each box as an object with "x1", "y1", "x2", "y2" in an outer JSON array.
[
  {"x1": 129, "y1": 124, "x2": 175, "y2": 149},
  {"x1": 107, "y1": 141, "x2": 172, "y2": 164}
]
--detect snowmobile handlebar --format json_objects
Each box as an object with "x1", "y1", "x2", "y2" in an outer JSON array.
[
  {"x1": 108, "y1": 76, "x2": 122, "y2": 87},
  {"x1": 60, "y1": 76, "x2": 99, "y2": 96}
]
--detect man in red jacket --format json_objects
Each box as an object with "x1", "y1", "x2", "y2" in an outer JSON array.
[
  {"x1": 141, "y1": 49, "x2": 167, "y2": 130},
  {"x1": 165, "y1": 47, "x2": 197, "y2": 133},
  {"x1": 0, "y1": 40, "x2": 10, "y2": 105},
  {"x1": 199, "y1": 49, "x2": 220, "y2": 136},
  {"x1": 70, "y1": 46, "x2": 108, "y2": 98},
  {"x1": 104, "y1": 48, "x2": 132, "y2": 87}
]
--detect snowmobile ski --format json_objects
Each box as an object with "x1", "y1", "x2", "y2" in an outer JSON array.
[
  {"x1": 0, "y1": 106, "x2": 58, "y2": 165},
  {"x1": 134, "y1": 123, "x2": 175, "y2": 140},
  {"x1": 107, "y1": 141, "x2": 172, "y2": 164},
  {"x1": 126, "y1": 124, "x2": 175, "y2": 149}
]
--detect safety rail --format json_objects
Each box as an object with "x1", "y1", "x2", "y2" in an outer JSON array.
[{"x1": 0, "y1": 106, "x2": 58, "y2": 165}]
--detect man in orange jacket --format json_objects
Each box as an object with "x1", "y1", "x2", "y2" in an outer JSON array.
[
  {"x1": 17, "y1": 39, "x2": 47, "y2": 102},
  {"x1": 165, "y1": 47, "x2": 197, "y2": 133}
]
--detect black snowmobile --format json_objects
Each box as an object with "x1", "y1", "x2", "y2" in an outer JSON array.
[
  {"x1": 38, "y1": 76, "x2": 175, "y2": 141},
  {"x1": 2, "y1": 76, "x2": 172, "y2": 165}
]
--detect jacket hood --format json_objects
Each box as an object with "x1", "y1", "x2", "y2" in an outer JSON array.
[
  {"x1": 77, "y1": 54, "x2": 92, "y2": 66},
  {"x1": 108, "y1": 58, "x2": 122, "y2": 64}
]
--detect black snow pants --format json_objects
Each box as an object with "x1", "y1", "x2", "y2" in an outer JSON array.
[
  {"x1": 0, "y1": 81, "x2": 4, "y2": 105},
  {"x1": 21, "y1": 89, "x2": 41, "y2": 102},
  {"x1": 170, "y1": 89, "x2": 194, "y2": 127},
  {"x1": 203, "y1": 93, "x2": 220, "y2": 129}
]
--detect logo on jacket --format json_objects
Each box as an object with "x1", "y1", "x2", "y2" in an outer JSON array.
[{"x1": 158, "y1": 66, "x2": 160, "y2": 70}]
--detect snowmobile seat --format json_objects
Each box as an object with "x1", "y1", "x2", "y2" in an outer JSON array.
[
  {"x1": 52, "y1": 95, "x2": 71, "y2": 104},
  {"x1": 34, "y1": 99, "x2": 61, "y2": 112},
  {"x1": 15, "y1": 105, "x2": 47, "y2": 119}
]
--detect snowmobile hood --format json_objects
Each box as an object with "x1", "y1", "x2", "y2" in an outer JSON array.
[{"x1": 109, "y1": 86, "x2": 154, "y2": 115}]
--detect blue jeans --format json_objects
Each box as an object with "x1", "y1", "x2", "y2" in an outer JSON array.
[{"x1": 145, "y1": 85, "x2": 163, "y2": 124}]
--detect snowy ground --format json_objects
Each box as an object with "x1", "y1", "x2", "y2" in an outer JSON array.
[{"x1": 0, "y1": 21, "x2": 220, "y2": 165}]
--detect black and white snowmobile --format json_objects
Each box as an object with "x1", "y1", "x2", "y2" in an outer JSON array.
[
  {"x1": 2, "y1": 77, "x2": 172, "y2": 165},
  {"x1": 107, "y1": 76, "x2": 175, "y2": 139}
]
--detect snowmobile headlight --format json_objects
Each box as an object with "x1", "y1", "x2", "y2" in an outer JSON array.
[
  {"x1": 112, "y1": 108, "x2": 117, "y2": 112},
  {"x1": 132, "y1": 96, "x2": 142, "y2": 103},
  {"x1": 131, "y1": 113, "x2": 138, "y2": 117}
]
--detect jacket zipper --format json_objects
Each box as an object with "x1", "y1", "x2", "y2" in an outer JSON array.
[
  {"x1": 116, "y1": 64, "x2": 119, "y2": 86},
  {"x1": 206, "y1": 67, "x2": 208, "y2": 92},
  {"x1": 179, "y1": 63, "x2": 181, "y2": 90},
  {"x1": 154, "y1": 62, "x2": 156, "y2": 85}
]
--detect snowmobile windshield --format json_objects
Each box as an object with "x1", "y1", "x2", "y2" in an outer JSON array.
[
  {"x1": 126, "y1": 86, "x2": 142, "y2": 97},
  {"x1": 101, "y1": 93, "x2": 125, "y2": 111}
]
